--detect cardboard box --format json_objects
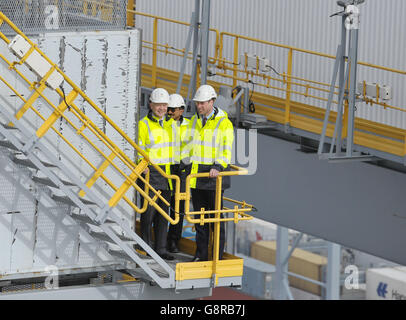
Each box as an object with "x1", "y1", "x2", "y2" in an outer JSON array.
[{"x1": 251, "y1": 240, "x2": 327, "y2": 296}]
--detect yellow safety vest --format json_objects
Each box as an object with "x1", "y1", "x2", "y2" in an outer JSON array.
[
  {"x1": 174, "y1": 116, "x2": 191, "y2": 164},
  {"x1": 185, "y1": 108, "x2": 234, "y2": 189},
  {"x1": 138, "y1": 113, "x2": 178, "y2": 190}
]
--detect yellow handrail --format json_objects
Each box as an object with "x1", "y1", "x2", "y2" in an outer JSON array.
[{"x1": 184, "y1": 165, "x2": 254, "y2": 224}]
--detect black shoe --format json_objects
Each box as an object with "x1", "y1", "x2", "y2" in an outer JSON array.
[
  {"x1": 159, "y1": 252, "x2": 175, "y2": 261},
  {"x1": 167, "y1": 241, "x2": 180, "y2": 253},
  {"x1": 190, "y1": 257, "x2": 204, "y2": 262}
]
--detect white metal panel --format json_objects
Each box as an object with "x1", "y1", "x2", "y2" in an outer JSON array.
[
  {"x1": 0, "y1": 213, "x2": 12, "y2": 272},
  {"x1": 0, "y1": 154, "x2": 38, "y2": 272},
  {"x1": 10, "y1": 211, "x2": 35, "y2": 271},
  {"x1": 32, "y1": 206, "x2": 57, "y2": 268},
  {"x1": 136, "y1": 0, "x2": 406, "y2": 128}
]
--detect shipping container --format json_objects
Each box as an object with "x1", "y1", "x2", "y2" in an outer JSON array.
[
  {"x1": 366, "y1": 267, "x2": 406, "y2": 300},
  {"x1": 251, "y1": 240, "x2": 327, "y2": 296},
  {"x1": 238, "y1": 254, "x2": 275, "y2": 299}
]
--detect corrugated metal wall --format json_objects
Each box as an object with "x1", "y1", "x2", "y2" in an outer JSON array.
[
  {"x1": 0, "y1": 30, "x2": 141, "y2": 274},
  {"x1": 136, "y1": 0, "x2": 406, "y2": 129}
]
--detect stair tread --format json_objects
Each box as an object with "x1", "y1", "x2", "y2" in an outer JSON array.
[
  {"x1": 51, "y1": 194, "x2": 97, "y2": 206},
  {"x1": 109, "y1": 249, "x2": 154, "y2": 262},
  {"x1": 32, "y1": 176, "x2": 77, "y2": 188},
  {"x1": 90, "y1": 231, "x2": 135, "y2": 243},
  {"x1": 1, "y1": 123, "x2": 18, "y2": 130},
  {"x1": 13, "y1": 157, "x2": 57, "y2": 169},
  {"x1": 110, "y1": 248, "x2": 192, "y2": 265},
  {"x1": 0, "y1": 140, "x2": 19, "y2": 151},
  {"x1": 70, "y1": 213, "x2": 114, "y2": 225}
]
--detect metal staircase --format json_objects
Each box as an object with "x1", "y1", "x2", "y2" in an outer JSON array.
[
  {"x1": 0, "y1": 103, "x2": 178, "y2": 289},
  {"x1": 0, "y1": 11, "x2": 254, "y2": 294},
  {"x1": 0, "y1": 11, "x2": 181, "y2": 289}
]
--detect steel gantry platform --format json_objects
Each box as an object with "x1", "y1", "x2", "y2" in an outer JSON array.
[{"x1": 0, "y1": 10, "x2": 254, "y2": 299}]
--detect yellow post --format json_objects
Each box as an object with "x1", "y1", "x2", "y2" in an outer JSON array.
[
  {"x1": 108, "y1": 159, "x2": 148, "y2": 208},
  {"x1": 15, "y1": 83, "x2": 47, "y2": 120},
  {"x1": 152, "y1": 18, "x2": 158, "y2": 87},
  {"x1": 233, "y1": 37, "x2": 239, "y2": 88},
  {"x1": 91, "y1": 0, "x2": 97, "y2": 17},
  {"x1": 285, "y1": 48, "x2": 293, "y2": 125},
  {"x1": 83, "y1": 0, "x2": 88, "y2": 15},
  {"x1": 36, "y1": 90, "x2": 78, "y2": 138},
  {"x1": 79, "y1": 152, "x2": 117, "y2": 197},
  {"x1": 127, "y1": 0, "x2": 135, "y2": 27},
  {"x1": 212, "y1": 176, "x2": 223, "y2": 287}
]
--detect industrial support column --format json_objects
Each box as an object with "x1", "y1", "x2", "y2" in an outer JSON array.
[
  {"x1": 326, "y1": 242, "x2": 341, "y2": 300},
  {"x1": 192, "y1": 0, "x2": 201, "y2": 94},
  {"x1": 273, "y1": 226, "x2": 291, "y2": 300},
  {"x1": 200, "y1": 0, "x2": 210, "y2": 85}
]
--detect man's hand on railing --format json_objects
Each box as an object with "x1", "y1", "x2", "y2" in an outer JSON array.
[{"x1": 209, "y1": 168, "x2": 220, "y2": 178}]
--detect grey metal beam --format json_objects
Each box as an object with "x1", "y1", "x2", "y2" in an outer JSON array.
[
  {"x1": 346, "y1": 29, "x2": 359, "y2": 156},
  {"x1": 200, "y1": 0, "x2": 210, "y2": 85},
  {"x1": 0, "y1": 281, "x2": 211, "y2": 300},
  {"x1": 326, "y1": 242, "x2": 341, "y2": 300},
  {"x1": 176, "y1": 13, "x2": 197, "y2": 93},
  {"x1": 272, "y1": 225, "x2": 290, "y2": 300},
  {"x1": 335, "y1": 15, "x2": 347, "y2": 153}
]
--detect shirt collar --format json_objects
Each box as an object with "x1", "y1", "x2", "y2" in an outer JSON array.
[
  {"x1": 152, "y1": 114, "x2": 164, "y2": 121},
  {"x1": 202, "y1": 108, "x2": 215, "y2": 121}
]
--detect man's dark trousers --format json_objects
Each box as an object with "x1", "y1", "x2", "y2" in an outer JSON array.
[
  {"x1": 140, "y1": 189, "x2": 172, "y2": 255},
  {"x1": 191, "y1": 188, "x2": 225, "y2": 261}
]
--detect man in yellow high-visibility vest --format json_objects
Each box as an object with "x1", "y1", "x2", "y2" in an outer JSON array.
[
  {"x1": 166, "y1": 93, "x2": 190, "y2": 253},
  {"x1": 183, "y1": 84, "x2": 234, "y2": 262},
  {"x1": 138, "y1": 88, "x2": 177, "y2": 261}
]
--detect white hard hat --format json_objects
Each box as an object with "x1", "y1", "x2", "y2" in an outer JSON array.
[
  {"x1": 192, "y1": 84, "x2": 217, "y2": 102},
  {"x1": 150, "y1": 88, "x2": 170, "y2": 104},
  {"x1": 169, "y1": 93, "x2": 186, "y2": 108}
]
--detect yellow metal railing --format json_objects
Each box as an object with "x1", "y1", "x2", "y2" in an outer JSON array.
[
  {"x1": 216, "y1": 30, "x2": 406, "y2": 126},
  {"x1": 129, "y1": 9, "x2": 221, "y2": 89},
  {"x1": 181, "y1": 165, "x2": 254, "y2": 285},
  {"x1": 129, "y1": 9, "x2": 406, "y2": 160}
]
